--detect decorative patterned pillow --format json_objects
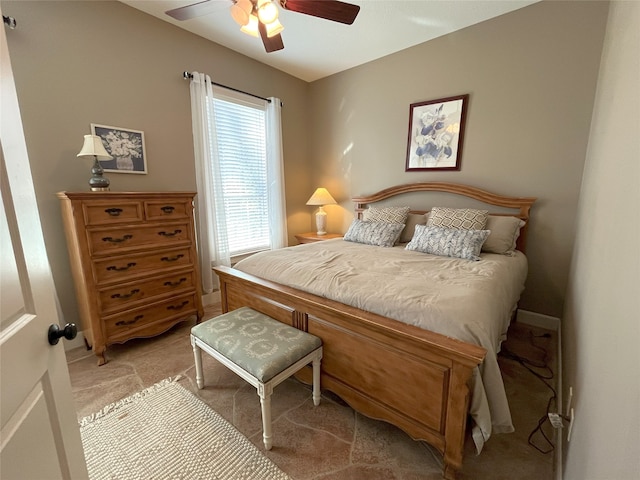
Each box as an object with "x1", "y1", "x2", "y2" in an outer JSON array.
[
  {"x1": 344, "y1": 219, "x2": 404, "y2": 247},
  {"x1": 405, "y1": 225, "x2": 490, "y2": 261},
  {"x1": 427, "y1": 207, "x2": 489, "y2": 230},
  {"x1": 482, "y1": 216, "x2": 526, "y2": 255},
  {"x1": 362, "y1": 206, "x2": 411, "y2": 224},
  {"x1": 399, "y1": 213, "x2": 429, "y2": 243}
]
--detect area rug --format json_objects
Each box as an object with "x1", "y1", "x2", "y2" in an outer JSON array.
[{"x1": 79, "y1": 376, "x2": 291, "y2": 480}]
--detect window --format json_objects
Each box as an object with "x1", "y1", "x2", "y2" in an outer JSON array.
[
  {"x1": 210, "y1": 88, "x2": 270, "y2": 257},
  {"x1": 189, "y1": 72, "x2": 286, "y2": 293}
]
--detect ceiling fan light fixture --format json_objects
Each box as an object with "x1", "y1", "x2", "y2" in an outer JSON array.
[
  {"x1": 257, "y1": 0, "x2": 279, "y2": 25},
  {"x1": 231, "y1": 0, "x2": 253, "y2": 26},
  {"x1": 230, "y1": 6, "x2": 249, "y2": 26},
  {"x1": 265, "y1": 18, "x2": 284, "y2": 37},
  {"x1": 240, "y1": 14, "x2": 260, "y2": 37}
]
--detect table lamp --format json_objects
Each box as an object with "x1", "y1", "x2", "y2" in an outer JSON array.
[
  {"x1": 306, "y1": 187, "x2": 337, "y2": 235},
  {"x1": 77, "y1": 134, "x2": 113, "y2": 191}
]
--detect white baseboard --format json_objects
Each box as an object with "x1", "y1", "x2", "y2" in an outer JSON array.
[
  {"x1": 203, "y1": 290, "x2": 220, "y2": 306},
  {"x1": 516, "y1": 309, "x2": 560, "y2": 331},
  {"x1": 64, "y1": 330, "x2": 87, "y2": 351}
]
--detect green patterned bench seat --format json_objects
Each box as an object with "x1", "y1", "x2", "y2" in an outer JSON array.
[{"x1": 191, "y1": 307, "x2": 323, "y2": 450}]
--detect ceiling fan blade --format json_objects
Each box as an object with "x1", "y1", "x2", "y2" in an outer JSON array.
[
  {"x1": 281, "y1": 0, "x2": 360, "y2": 25},
  {"x1": 165, "y1": 0, "x2": 230, "y2": 21},
  {"x1": 258, "y1": 22, "x2": 284, "y2": 53}
]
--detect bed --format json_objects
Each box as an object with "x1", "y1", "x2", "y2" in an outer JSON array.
[{"x1": 213, "y1": 182, "x2": 536, "y2": 479}]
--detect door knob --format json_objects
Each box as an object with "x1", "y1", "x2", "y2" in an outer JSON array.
[{"x1": 48, "y1": 323, "x2": 78, "y2": 346}]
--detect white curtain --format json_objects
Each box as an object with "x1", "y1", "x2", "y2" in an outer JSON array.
[
  {"x1": 189, "y1": 72, "x2": 230, "y2": 294},
  {"x1": 266, "y1": 97, "x2": 288, "y2": 249}
]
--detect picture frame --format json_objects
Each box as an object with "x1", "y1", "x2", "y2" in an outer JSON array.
[
  {"x1": 91, "y1": 124, "x2": 147, "y2": 174},
  {"x1": 405, "y1": 94, "x2": 469, "y2": 172}
]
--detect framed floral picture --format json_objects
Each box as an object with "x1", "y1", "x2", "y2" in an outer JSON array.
[
  {"x1": 405, "y1": 94, "x2": 469, "y2": 172},
  {"x1": 91, "y1": 124, "x2": 147, "y2": 174}
]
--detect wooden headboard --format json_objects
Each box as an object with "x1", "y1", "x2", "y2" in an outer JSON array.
[{"x1": 352, "y1": 182, "x2": 537, "y2": 252}]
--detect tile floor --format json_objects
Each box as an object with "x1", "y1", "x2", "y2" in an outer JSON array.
[{"x1": 66, "y1": 304, "x2": 556, "y2": 480}]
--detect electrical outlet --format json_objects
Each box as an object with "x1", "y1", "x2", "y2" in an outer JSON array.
[
  {"x1": 566, "y1": 386, "x2": 574, "y2": 416},
  {"x1": 567, "y1": 408, "x2": 575, "y2": 442},
  {"x1": 548, "y1": 412, "x2": 564, "y2": 429}
]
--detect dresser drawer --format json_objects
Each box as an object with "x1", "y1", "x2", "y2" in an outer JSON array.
[
  {"x1": 103, "y1": 293, "x2": 198, "y2": 341},
  {"x1": 82, "y1": 200, "x2": 144, "y2": 225},
  {"x1": 144, "y1": 199, "x2": 192, "y2": 221},
  {"x1": 98, "y1": 269, "x2": 197, "y2": 314},
  {"x1": 92, "y1": 246, "x2": 194, "y2": 284},
  {"x1": 87, "y1": 222, "x2": 192, "y2": 255}
]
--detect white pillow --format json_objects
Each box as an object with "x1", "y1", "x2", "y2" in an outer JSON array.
[
  {"x1": 405, "y1": 225, "x2": 490, "y2": 261},
  {"x1": 482, "y1": 216, "x2": 526, "y2": 255}
]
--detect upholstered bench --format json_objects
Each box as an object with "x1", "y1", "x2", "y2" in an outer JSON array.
[{"x1": 190, "y1": 306, "x2": 323, "y2": 450}]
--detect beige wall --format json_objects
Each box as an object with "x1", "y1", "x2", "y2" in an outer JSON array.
[
  {"x1": 562, "y1": 1, "x2": 639, "y2": 478},
  {"x1": 308, "y1": 0, "x2": 609, "y2": 317},
  {"x1": 4, "y1": 1, "x2": 611, "y2": 324},
  {"x1": 2, "y1": 0, "x2": 311, "y2": 329}
]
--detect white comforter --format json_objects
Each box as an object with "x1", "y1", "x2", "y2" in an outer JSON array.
[{"x1": 234, "y1": 238, "x2": 528, "y2": 450}]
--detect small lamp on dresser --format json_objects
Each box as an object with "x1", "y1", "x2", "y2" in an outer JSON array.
[
  {"x1": 77, "y1": 134, "x2": 112, "y2": 191},
  {"x1": 306, "y1": 187, "x2": 337, "y2": 236}
]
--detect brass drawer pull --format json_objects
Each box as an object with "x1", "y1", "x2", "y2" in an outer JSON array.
[
  {"x1": 111, "y1": 289, "x2": 140, "y2": 299},
  {"x1": 106, "y1": 262, "x2": 136, "y2": 272},
  {"x1": 164, "y1": 278, "x2": 187, "y2": 287},
  {"x1": 167, "y1": 301, "x2": 189, "y2": 311},
  {"x1": 104, "y1": 208, "x2": 123, "y2": 216},
  {"x1": 161, "y1": 254, "x2": 184, "y2": 262},
  {"x1": 115, "y1": 315, "x2": 143, "y2": 326},
  {"x1": 158, "y1": 229, "x2": 182, "y2": 237},
  {"x1": 161, "y1": 206, "x2": 175, "y2": 213},
  {"x1": 102, "y1": 234, "x2": 133, "y2": 243}
]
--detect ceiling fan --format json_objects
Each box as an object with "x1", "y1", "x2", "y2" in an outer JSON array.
[{"x1": 165, "y1": 0, "x2": 360, "y2": 53}]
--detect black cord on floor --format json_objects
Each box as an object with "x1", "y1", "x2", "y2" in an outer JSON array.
[{"x1": 499, "y1": 331, "x2": 557, "y2": 454}]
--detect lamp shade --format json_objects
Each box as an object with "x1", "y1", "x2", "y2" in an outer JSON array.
[
  {"x1": 77, "y1": 134, "x2": 112, "y2": 160},
  {"x1": 306, "y1": 188, "x2": 336, "y2": 206},
  {"x1": 231, "y1": 0, "x2": 252, "y2": 26},
  {"x1": 241, "y1": 14, "x2": 260, "y2": 37}
]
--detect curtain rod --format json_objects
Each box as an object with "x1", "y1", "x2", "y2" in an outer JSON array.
[{"x1": 183, "y1": 71, "x2": 271, "y2": 103}]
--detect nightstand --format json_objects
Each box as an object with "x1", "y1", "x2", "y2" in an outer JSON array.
[{"x1": 295, "y1": 232, "x2": 342, "y2": 244}]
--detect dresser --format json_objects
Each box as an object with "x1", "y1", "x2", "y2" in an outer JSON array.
[{"x1": 58, "y1": 191, "x2": 204, "y2": 365}]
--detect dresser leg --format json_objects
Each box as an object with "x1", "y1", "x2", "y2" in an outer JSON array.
[{"x1": 95, "y1": 348, "x2": 107, "y2": 366}]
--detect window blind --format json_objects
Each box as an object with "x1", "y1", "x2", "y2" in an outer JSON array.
[{"x1": 211, "y1": 94, "x2": 270, "y2": 256}]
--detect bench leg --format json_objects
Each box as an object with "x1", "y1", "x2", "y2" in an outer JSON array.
[
  {"x1": 258, "y1": 383, "x2": 273, "y2": 450},
  {"x1": 191, "y1": 337, "x2": 204, "y2": 389},
  {"x1": 312, "y1": 356, "x2": 321, "y2": 407}
]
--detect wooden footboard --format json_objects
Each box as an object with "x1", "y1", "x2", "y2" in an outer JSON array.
[{"x1": 214, "y1": 265, "x2": 486, "y2": 479}]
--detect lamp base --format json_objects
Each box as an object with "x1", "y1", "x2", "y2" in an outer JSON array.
[
  {"x1": 89, "y1": 156, "x2": 110, "y2": 192},
  {"x1": 315, "y1": 207, "x2": 327, "y2": 236}
]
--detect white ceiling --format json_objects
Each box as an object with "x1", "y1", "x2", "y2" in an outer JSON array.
[{"x1": 120, "y1": 0, "x2": 539, "y2": 82}]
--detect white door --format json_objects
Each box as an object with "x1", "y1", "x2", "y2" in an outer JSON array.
[{"x1": 0, "y1": 14, "x2": 89, "y2": 480}]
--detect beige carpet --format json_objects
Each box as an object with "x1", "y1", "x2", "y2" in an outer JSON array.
[{"x1": 79, "y1": 376, "x2": 291, "y2": 480}]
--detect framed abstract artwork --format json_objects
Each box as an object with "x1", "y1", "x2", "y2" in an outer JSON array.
[
  {"x1": 91, "y1": 124, "x2": 147, "y2": 174},
  {"x1": 405, "y1": 94, "x2": 469, "y2": 172}
]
